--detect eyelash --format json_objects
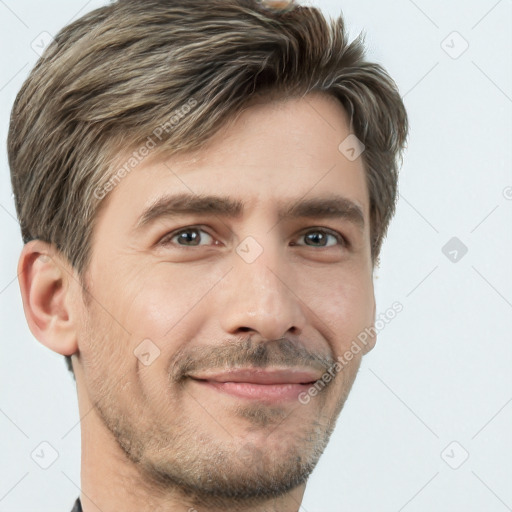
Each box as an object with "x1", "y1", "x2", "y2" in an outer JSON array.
[{"x1": 158, "y1": 225, "x2": 348, "y2": 249}]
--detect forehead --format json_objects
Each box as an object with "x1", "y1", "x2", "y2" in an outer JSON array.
[{"x1": 96, "y1": 92, "x2": 370, "y2": 232}]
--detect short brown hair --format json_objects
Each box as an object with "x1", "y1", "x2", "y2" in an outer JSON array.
[{"x1": 8, "y1": 0, "x2": 408, "y2": 376}]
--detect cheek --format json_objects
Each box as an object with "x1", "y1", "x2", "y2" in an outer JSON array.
[
  {"x1": 301, "y1": 269, "x2": 374, "y2": 354},
  {"x1": 119, "y1": 264, "x2": 224, "y2": 349},
  {"x1": 77, "y1": 299, "x2": 137, "y2": 401}
]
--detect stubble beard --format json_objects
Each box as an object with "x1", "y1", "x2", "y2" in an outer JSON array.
[{"x1": 82, "y1": 308, "x2": 356, "y2": 508}]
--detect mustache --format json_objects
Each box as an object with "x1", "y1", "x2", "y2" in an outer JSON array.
[{"x1": 168, "y1": 337, "x2": 336, "y2": 383}]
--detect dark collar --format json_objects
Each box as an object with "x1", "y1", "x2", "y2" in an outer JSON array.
[{"x1": 70, "y1": 497, "x2": 82, "y2": 512}]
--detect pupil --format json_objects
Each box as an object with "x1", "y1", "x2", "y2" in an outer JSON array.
[
  {"x1": 307, "y1": 232, "x2": 325, "y2": 246},
  {"x1": 180, "y1": 230, "x2": 199, "y2": 245}
]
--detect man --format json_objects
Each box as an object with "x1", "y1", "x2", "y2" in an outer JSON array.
[{"x1": 8, "y1": 0, "x2": 408, "y2": 510}]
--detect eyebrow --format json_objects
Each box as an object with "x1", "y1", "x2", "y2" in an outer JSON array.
[{"x1": 134, "y1": 193, "x2": 365, "y2": 232}]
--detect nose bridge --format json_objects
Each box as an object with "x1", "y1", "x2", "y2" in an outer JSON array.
[
  {"x1": 219, "y1": 232, "x2": 305, "y2": 340},
  {"x1": 240, "y1": 240, "x2": 283, "y2": 310}
]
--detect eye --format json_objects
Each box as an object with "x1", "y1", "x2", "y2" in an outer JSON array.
[
  {"x1": 159, "y1": 226, "x2": 218, "y2": 247},
  {"x1": 292, "y1": 228, "x2": 346, "y2": 248},
  {"x1": 158, "y1": 226, "x2": 346, "y2": 249}
]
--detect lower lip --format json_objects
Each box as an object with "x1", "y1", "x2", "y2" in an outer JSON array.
[{"x1": 192, "y1": 379, "x2": 313, "y2": 402}]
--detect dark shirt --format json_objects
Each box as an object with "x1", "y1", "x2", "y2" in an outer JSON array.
[{"x1": 70, "y1": 497, "x2": 82, "y2": 512}]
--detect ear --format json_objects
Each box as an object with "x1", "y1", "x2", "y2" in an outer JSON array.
[
  {"x1": 17, "y1": 240, "x2": 80, "y2": 356},
  {"x1": 361, "y1": 293, "x2": 377, "y2": 355}
]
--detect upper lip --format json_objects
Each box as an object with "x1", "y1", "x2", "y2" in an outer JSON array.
[{"x1": 188, "y1": 367, "x2": 321, "y2": 385}]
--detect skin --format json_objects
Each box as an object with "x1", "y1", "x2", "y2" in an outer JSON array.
[{"x1": 18, "y1": 92, "x2": 377, "y2": 512}]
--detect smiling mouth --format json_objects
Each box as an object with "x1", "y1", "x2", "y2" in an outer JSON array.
[{"x1": 188, "y1": 367, "x2": 319, "y2": 402}]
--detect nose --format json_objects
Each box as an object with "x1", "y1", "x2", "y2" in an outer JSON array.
[{"x1": 218, "y1": 238, "x2": 306, "y2": 341}]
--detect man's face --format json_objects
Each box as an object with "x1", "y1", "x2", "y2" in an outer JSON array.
[{"x1": 75, "y1": 92, "x2": 376, "y2": 503}]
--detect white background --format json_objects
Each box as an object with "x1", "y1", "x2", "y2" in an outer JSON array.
[{"x1": 1, "y1": 1, "x2": 511, "y2": 510}]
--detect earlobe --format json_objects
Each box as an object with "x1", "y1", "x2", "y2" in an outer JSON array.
[{"x1": 17, "y1": 240, "x2": 79, "y2": 356}]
